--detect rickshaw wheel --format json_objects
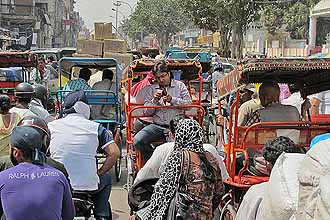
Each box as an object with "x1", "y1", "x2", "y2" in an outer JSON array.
[
  {"x1": 114, "y1": 128, "x2": 123, "y2": 182},
  {"x1": 220, "y1": 203, "x2": 236, "y2": 220}
]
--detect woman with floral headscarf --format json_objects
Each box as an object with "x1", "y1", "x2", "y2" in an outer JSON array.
[{"x1": 137, "y1": 118, "x2": 224, "y2": 220}]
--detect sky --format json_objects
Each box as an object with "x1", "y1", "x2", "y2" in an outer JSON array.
[{"x1": 75, "y1": 0, "x2": 137, "y2": 30}]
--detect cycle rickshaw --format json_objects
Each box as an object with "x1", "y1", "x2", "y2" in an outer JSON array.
[
  {"x1": 216, "y1": 58, "x2": 330, "y2": 219},
  {"x1": 122, "y1": 59, "x2": 207, "y2": 188},
  {"x1": 57, "y1": 57, "x2": 125, "y2": 182},
  {"x1": 0, "y1": 51, "x2": 38, "y2": 102}
]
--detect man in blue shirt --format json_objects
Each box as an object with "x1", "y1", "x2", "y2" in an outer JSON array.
[
  {"x1": 62, "y1": 67, "x2": 92, "y2": 95},
  {"x1": 0, "y1": 126, "x2": 74, "y2": 220}
]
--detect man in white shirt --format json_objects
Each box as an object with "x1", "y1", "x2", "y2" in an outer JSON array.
[
  {"x1": 91, "y1": 69, "x2": 116, "y2": 120},
  {"x1": 134, "y1": 115, "x2": 228, "y2": 184},
  {"x1": 9, "y1": 83, "x2": 36, "y2": 118},
  {"x1": 48, "y1": 91, "x2": 120, "y2": 220},
  {"x1": 30, "y1": 58, "x2": 51, "y2": 86},
  {"x1": 133, "y1": 61, "x2": 192, "y2": 162}
]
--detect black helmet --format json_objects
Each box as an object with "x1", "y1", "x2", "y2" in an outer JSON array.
[
  {"x1": 0, "y1": 95, "x2": 11, "y2": 112},
  {"x1": 128, "y1": 178, "x2": 159, "y2": 212},
  {"x1": 32, "y1": 84, "x2": 48, "y2": 101},
  {"x1": 17, "y1": 115, "x2": 50, "y2": 154},
  {"x1": 15, "y1": 83, "x2": 35, "y2": 99}
]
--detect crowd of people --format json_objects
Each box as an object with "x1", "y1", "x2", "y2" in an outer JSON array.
[{"x1": 1, "y1": 57, "x2": 330, "y2": 220}]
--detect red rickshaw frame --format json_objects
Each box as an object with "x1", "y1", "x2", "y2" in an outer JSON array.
[
  {"x1": 216, "y1": 58, "x2": 330, "y2": 219},
  {"x1": 122, "y1": 59, "x2": 206, "y2": 182}
]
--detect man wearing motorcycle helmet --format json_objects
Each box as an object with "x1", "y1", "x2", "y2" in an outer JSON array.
[
  {"x1": 9, "y1": 82, "x2": 36, "y2": 118},
  {"x1": 0, "y1": 125, "x2": 74, "y2": 220},
  {"x1": 29, "y1": 84, "x2": 54, "y2": 123},
  {"x1": 0, "y1": 116, "x2": 69, "y2": 181}
]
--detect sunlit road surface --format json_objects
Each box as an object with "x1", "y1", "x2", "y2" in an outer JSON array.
[{"x1": 110, "y1": 153, "x2": 130, "y2": 220}]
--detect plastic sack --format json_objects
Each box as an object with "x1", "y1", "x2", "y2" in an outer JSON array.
[{"x1": 260, "y1": 153, "x2": 305, "y2": 220}]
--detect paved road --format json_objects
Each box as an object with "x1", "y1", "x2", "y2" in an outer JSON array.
[{"x1": 110, "y1": 157, "x2": 130, "y2": 220}]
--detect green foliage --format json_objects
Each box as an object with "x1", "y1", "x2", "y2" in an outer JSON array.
[
  {"x1": 284, "y1": 2, "x2": 309, "y2": 39},
  {"x1": 125, "y1": 0, "x2": 189, "y2": 42},
  {"x1": 178, "y1": 0, "x2": 225, "y2": 32},
  {"x1": 259, "y1": 4, "x2": 284, "y2": 36},
  {"x1": 259, "y1": 0, "x2": 322, "y2": 39}
]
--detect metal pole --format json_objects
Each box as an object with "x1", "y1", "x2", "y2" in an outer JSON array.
[{"x1": 113, "y1": 1, "x2": 121, "y2": 36}]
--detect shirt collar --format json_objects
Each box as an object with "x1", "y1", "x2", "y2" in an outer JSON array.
[{"x1": 265, "y1": 101, "x2": 280, "y2": 108}]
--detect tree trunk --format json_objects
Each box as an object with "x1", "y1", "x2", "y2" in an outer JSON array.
[
  {"x1": 218, "y1": 18, "x2": 231, "y2": 57},
  {"x1": 231, "y1": 23, "x2": 243, "y2": 59}
]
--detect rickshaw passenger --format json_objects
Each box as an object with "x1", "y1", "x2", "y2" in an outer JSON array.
[
  {"x1": 134, "y1": 115, "x2": 228, "y2": 184},
  {"x1": 48, "y1": 91, "x2": 120, "y2": 220},
  {"x1": 245, "y1": 81, "x2": 301, "y2": 126},
  {"x1": 0, "y1": 126, "x2": 74, "y2": 220},
  {"x1": 235, "y1": 136, "x2": 303, "y2": 220},
  {"x1": 62, "y1": 67, "x2": 92, "y2": 94},
  {"x1": 122, "y1": 72, "x2": 155, "y2": 131},
  {"x1": 29, "y1": 84, "x2": 54, "y2": 123},
  {"x1": 243, "y1": 82, "x2": 306, "y2": 176},
  {"x1": 0, "y1": 95, "x2": 20, "y2": 157},
  {"x1": 30, "y1": 58, "x2": 51, "y2": 86},
  {"x1": 216, "y1": 84, "x2": 256, "y2": 126},
  {"x1": 135, "y1": 119, "x2": 224, "y2": 220},
  {"x1": 237, "y1": 85, "x2": 261, "y2": 126},
  {"x1": 122, "y1": 85, "x2": 154, "y2": 132},
  {"x1": 91, "y1": 69, "x2": 116, "y2": 120},
  {"x1": 133, "y1": 61, "x2": 192, "y2": 161},
  {"x1": 9, "y1": 83, "x2": 36, "y2": 118}
]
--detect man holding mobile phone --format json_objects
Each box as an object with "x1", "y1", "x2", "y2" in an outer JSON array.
[{"x1": 133, "y1": 61, "x2": 192, "y2": 161}]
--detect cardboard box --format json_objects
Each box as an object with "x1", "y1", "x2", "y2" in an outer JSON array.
[
  {"x1": 103, "y1": 52, "x2": 133, "y2": 67},
  {"x1": 103, "y1": 23, "x2": 112, "y2": 40},
  {"x1": 94, "y1": 22, "x2": 112, "y2": 40},
  {"x1": 76, "y1": 40, "x2": 104, "y2": 56},
  {"x1": 94, "y1": 22, "x2": 104, "y2": 40},
  {"x1": 104, "y1": 39, "x2": 127, "y2": 53}
]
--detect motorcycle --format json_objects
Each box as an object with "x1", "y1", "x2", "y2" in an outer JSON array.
[{"x1": 72, "y1": 191, "x2": 94, "y2": 220}]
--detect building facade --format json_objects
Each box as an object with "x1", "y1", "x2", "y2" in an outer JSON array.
[{"x1": 0, "y1": 0, "x2": 81, "y2": 49}]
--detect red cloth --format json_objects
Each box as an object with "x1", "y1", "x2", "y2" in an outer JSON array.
[{"x1": 131, "y1": 72, "x2": 154, "y2": 97}]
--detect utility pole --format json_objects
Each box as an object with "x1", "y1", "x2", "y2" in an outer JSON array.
[{"x1": 113, "y1": 1, "x2": 121, "y2": 36}]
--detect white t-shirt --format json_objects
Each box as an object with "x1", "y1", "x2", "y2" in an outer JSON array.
[
  {"x1": 9, "y1": 107, "x2": 36, "y2": 119},
  {"x1": 281, "y1": 92, "x2": 304, "y2": 114},
  {"x1": 311, "y1": 91, "x2": 330, "y2": 114},
  {"x1": 134, "y1": 142, "x2": 228, "y2": 184},
  {"x1": 48, "y1": 114, "x2": 101, "y2": 191}
]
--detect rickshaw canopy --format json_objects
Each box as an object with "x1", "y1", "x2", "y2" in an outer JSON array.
[
  {"x1": 217, "y1": 58, "x2": 330, "y2": 98},
  {"x1": 124, "y1": 59, "x2": 202, "y2": 81},
  {"x1": 0, "y1": 52, "x2": 38, "y2": 68}
]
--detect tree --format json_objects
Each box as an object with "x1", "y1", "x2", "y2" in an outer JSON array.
[
  {"x1": 178, "y1": 0, "x2": 232, "y2": 56},
  {"x1": 284, "y1": 2, "x2": 310, "y2": 39},
  {"x1": 224, "y1": 0, "x2": 260, "y2": 58},
  {"x1": 124, "y1": 0, "x2": 189, "y2": 48},
  {"x1": 259, "y1": 0, "x2": 322, "y2": 40}
]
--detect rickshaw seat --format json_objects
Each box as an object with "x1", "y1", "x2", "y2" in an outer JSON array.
[
  {"x1": 86, "y1": 94, "x2": 117, "y2": 105},
  {"x1": 237, "y1": 125, "x2": 330, "y2": 149}
]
